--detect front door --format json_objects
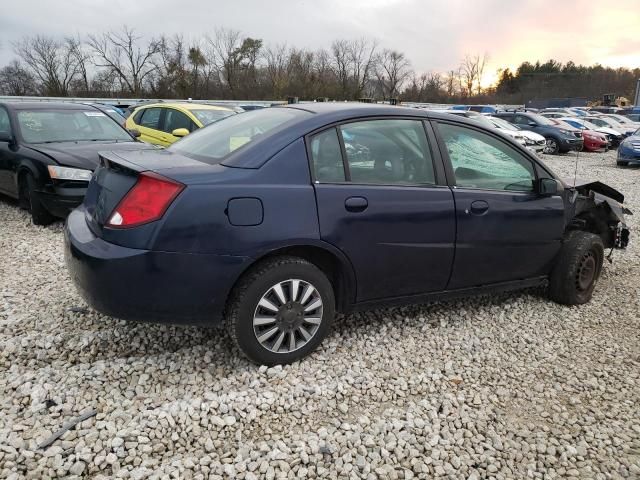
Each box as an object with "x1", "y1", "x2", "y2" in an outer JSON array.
[
  {"x1": 434, "y1": 121, "x2": 566, "y2": 289},
  {"x1": 310, "y1": 119, "x2": 456, "y2": 302},
  {"x1": 136, "y1": 107, "x2": 173, "y2": 146},
  {"x1": 0, "y1": 107, "x2": 18, "y2": 196}
]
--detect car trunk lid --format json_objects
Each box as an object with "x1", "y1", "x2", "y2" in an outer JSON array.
[{"x1": 83, "y1": 149, "x2": 208, "y2": 235}]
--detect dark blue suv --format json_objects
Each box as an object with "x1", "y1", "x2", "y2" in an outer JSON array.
[
  {"x1": 495, "y1": 111, "x2": 583, "y2": 154},
  {"x1": 65, "y1": 104, "x2": 630, "y2": 365}
]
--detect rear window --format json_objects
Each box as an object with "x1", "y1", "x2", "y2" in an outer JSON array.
[
  {"x1": 17, "y1": 109, "x2": 132, "y2": 143},
  {"x1": 169, "y1": 108, "x2": 309, "y2": 164}
]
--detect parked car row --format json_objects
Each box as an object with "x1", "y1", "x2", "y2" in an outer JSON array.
[
  {"x1": 0, "y1": 100, "x2": 242, "y2": 224},
  {"x1": 426, "y1": 104, "x2": 640, "y2": 160}
]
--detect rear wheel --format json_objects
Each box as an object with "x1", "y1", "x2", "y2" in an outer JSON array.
[
  {"x1": 617, "y1": 161, "x2": 628, "y2": 167},
  {"x1": 544, "y1": 137, "x2": 560, "y2": 155},
  {"x1": 225, "y1": 256, "x2": 335, "y2": 365},
  {"x1": 19, "y1": 173, "x2": 55, "y2": 226},
  {"x1": 549, "y1": 231, "x2": 604, "y2": 305}
]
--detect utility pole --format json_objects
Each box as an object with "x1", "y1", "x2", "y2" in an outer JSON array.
[{"x1": 635, "y1": 79, "x2": 640, "y2": 106}]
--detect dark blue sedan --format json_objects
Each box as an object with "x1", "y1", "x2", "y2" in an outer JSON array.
[{"x1": 65, "y1": 104, "x2": 631, "y2": 365}]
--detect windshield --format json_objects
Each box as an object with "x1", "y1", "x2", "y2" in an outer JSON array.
[
  {"x1": 597, "y1": 117, "x2": 623, "y2": 128},
  {"x1": 578, "y1": 119, "x2": 600, "y2": 130},
  {"x1": 470, "y1": 115, "x2": 497, "y2": 128},
  {"x1": 530, "y1": 114, "x2": 555, "y2": 126},
  {"x1": 608, "y1": 114, "x2": 631, "y2": 124},
  {"x1": 489, "y1": 117, "x2": 519, "y2": 131},
  {"x1": 190, "y1": 109, "x2": 235, "y2": 126},
  {"x1": 169, "y1": 107, "x2": 309, "y2": 164},
  {"x1": 561, "y1": 119, "x2": 584, "y2": 129},
  {"x1": 17, "y1": 109, "x2": 132, "y2": 143}
]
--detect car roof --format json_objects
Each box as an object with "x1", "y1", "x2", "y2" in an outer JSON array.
[
  {"x1": 0, "y1": 101, "x2": 99, "y2": 111},
  {"x1": 220, "y1": 103, "x2": 496, "y2": 169},
  {"x1": 138, "y1": 102, "x2": 234, "y2": 112},
  {"x1": 282, "y1": 102, "x2": 453, "y2": 120}
]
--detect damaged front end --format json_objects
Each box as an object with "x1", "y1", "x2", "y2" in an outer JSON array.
[{"x1": 564, "y1": 180, "x2": 631, "y2": 250}]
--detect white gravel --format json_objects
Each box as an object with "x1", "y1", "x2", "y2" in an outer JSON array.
[{"x1": 1, "y1": 149, "x2": 639, "y2": 479}]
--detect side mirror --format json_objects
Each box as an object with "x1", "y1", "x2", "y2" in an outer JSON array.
[
  {"x1": 528, "y1": 121, "x2": 537, "y2": 127},
  {"x1": 536, "y1": 178, "x2": 561, "y2": 196},
  {"x1": 172, "y1": 128, "x2": 190, "y2": 138},
  {"x1": 0, "y1": 131, "x2": 14, "y2": 143},
  {"x1": 128, "y1": 129, "x2": 141, "y2": 138}
]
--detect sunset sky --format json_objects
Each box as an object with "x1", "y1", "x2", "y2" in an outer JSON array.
[{"x1": 0, "y1": 0, "x2": 638, "y2": 87}]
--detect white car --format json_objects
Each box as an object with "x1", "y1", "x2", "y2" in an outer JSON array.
[
  {"x1": 601, "y1": 114, "x2": 640, "y2": 130},
  {"x1": 486, "y1": 116, "x2": 546, "y2": 153},
  {"x1": 558, "y1": 117, "x2": 619, "y2": 138},
  {"x1": 469, "y1": 115, "x2": 529, "y2": 147},
  {"x1": 586, "y1": 116, "x2": 636, "y2": 137}
]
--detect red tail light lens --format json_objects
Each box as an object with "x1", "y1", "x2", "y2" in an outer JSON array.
[{"x1": 107, "y1": 172, "x2": 184, "y2": 228}]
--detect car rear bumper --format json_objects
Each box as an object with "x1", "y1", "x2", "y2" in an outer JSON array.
[{"x1": 64, "y1": 207, "x2": 250, "y2": 326}]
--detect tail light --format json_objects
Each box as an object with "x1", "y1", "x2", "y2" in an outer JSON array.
[{"x1": 107, "y1": 172, "x2": 184, "y2": 228}]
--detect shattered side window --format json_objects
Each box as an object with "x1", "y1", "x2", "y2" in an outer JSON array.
[{"x1": 438, "y1": 123, "x2": 535, "y2": 192}]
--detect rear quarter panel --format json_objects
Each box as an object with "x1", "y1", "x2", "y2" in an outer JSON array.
[{"x1": 153, "y1": 138, "x2": 321, "y2": 256}]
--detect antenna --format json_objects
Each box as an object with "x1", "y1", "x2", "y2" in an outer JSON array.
[{"x1": 572, "y1": 140, "x2": 580, "y2": 188}]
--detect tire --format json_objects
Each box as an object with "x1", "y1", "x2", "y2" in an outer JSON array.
[
  {"x1": 544, "y1": 137, "x2": 560, "y2": 155},
  {"x1": 225, "y1": 256, "x2": 335, "y2": 365},
  {"x1": 617, "y1": 161, "x2": 628, "y2": 167},
  {"x1": 20, "y1": 173, "x2": 55, "y2": 226},
  {"x1": 549, "y1": 231, "x2": 604, "y2": 305}
]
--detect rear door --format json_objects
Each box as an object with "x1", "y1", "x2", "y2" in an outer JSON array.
[
  {"x1": 136, "y1": 107, "x2": 172, "y2": 146},
  {"x1": 310, "y1": 118, "x2": 455, "y2": 302},
  {"x1": 433, "y1": 121, "x2": 565, "y2": 289}
]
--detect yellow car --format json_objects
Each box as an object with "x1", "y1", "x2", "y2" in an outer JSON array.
[{"x1": 125, "y1": 102, "x2": 236, "y2": 147}]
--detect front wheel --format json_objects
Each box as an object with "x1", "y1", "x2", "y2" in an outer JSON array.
[
  {"x1": 20, "y1": 173, "x2": 55, "y2": 226},
  {"x1": 225, "y1": 256, "x2": 335, "y2": 365},
  {"x1": 549, "y1": 231, "x2": 604, "y2": 305},
  {"x1": 544, "y1": 137, "x2": 560, "y2": 155}
]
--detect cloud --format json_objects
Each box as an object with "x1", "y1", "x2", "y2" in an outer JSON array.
[{"x1": 0, "y1": 0, "x2": 638, "y2": 82}]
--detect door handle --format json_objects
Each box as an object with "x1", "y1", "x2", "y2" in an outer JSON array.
[
  {"x1": 345, "y1": 196, "x2": 368, "y2": 212},
  {"x1": 468, "y1": 200, "x2": 489, "y2": 215}
]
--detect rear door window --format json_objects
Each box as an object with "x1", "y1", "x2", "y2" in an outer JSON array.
[
  {"x1": 340, "y1": 119, "x2": 436, "y2": 185},
  {"x1": 310, "y1": 128, "x2": 346, "y2": 182}
]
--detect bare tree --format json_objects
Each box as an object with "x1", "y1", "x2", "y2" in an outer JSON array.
[
  {"x1": 152, "y1": 34, "x2": 189, "y2": 97},
  {"x1": 13, "y1": 35, "x2": 80, "y2": 95},
  {"x1": 264, "y1": 43, "x2": 289, "y2": 98},
  {"x1": 0, "y1": 60, "x2": 37, "y2": 95},
  {"x1": 375, "y1": 49, "x2": 412, "y2": 99},
  {"x1": 460, "y1": 53, "x2": 489, "y2": 97},
  {"x1": 88, "y1": 26, "x2": 160, "y2": 95},
  {"x1": 67, "y1": 36, "x2": 92, "y2": 94},
  {"x1": 206, "y1": 28, "x2": 263, "y2": 98},
  {"x1": 188, "y1": 45, "x2": 207, "y2": 98},
  {"x1": 348, "y1": 38, "x2": 378, "y2": 99}
]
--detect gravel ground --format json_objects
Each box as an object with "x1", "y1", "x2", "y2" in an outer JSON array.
[{"x1": 1, "y1": 149, "x2": 639, "y2": 480}]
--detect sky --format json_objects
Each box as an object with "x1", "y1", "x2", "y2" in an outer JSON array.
[{"x1": 1, "y1": 0, "x2": 639, "y2": 87}]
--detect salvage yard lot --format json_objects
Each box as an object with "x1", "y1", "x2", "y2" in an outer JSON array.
[{"x1": 1, "y1": 150, "x2": 639, "y2": 479}]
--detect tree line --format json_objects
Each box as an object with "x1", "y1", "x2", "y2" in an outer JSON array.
[{"x1": 0, "y1": 26, "x2": 638, "y2": 105}]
